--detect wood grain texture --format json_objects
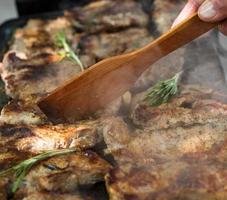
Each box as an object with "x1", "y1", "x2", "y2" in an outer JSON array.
[{"x1": 38, "y1": 14, "x2": 218, "y2": 122}]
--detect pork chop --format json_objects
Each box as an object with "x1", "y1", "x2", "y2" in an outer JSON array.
[
  {"x1": 0, "y1": 178, "x2": 8, "y2": 200},
  {"x1": 66, "y1": 0, "x2": 148, "y2": 33},
  {"x1": 106, "y1": 140, "x2": 227, "y2": 200},
  {"x1": 0, "y1": 120, "x2": 101, "y2": 154},
  {"x1": 0, "y1": 100, "x2": 48, "y2": 125},
  {"x1": 14, "y1": 151, "x2": 111, "y2": 194},
  {"x1": 102, "y1": 92, "x2": 227, "y2": 199},
  {"x1": 14, "y1": 192, "x2": 94, "y2": 200},
  {"x1": 79, "y1": 28, "x2": 154, "y2": 61},
  {"x1": 11, "y1": 17, "x2": 73, "y2": 58},
  {"x1": 1, "y1": 150, "x2": 110, "y2": 199},
  {"x1": 1, "y1": 52, "x2": 83, "y2": 102}
]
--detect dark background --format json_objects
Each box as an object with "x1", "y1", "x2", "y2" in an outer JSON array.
[{"x1": 16, "y1": 0, "x2": 92, "y2": 16}]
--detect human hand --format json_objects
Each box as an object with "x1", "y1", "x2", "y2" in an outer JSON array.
[{"x1": 173, "y1": 0, "x2": 227, "y2": 35}]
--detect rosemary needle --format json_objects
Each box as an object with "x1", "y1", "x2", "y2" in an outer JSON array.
[
  {"x1": 145, "y1": 72, "x2": 182, "y2": 106},
  {"x1": 56, "y1": 31, "x2": 84, "y2": 71},
  {"x1": 0, "y1": 148, "x2": 77, "y2": 193}
]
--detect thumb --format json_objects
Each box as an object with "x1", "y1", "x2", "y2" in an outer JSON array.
[
  {"x1": 198, "y1": 0, "x2": 227, "y2": 22},
  {"x1": 172, "y1": 0, "x2": 205, "y2": 27}
]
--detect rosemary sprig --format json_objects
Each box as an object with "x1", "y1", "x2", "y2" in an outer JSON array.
[
  {"x1": 56, "y1": 31, "x2": 84, "y2": 71},
  {"x1": 145, "y1": 72, "x2": 182, "y2": 106},
  {"x1": 0, "y1": 148, "x2": 77, "y2": 193}
]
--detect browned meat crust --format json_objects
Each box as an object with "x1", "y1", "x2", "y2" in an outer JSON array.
[
  {"x1": 0, "y1": 100, "x2": 48, "y2": 125},
  {"x1": 103, "y1": 114, "x2": 227, "y2": 166},
  {"x1": 14, "y1": 192, "x2": 94, "y2": 200},
  {"x1": 132, "y1": 92, "x2": 227, "y2": 128},
  {"x1": 0, "y1": 178, "x2": 8, "y2": 200},
  {"x1": 1, "y1": 52, "x2": 83, "y2": 102},
  {"x1": 66, "y1": 0, "x2": 148, "y2": 33},
  {"x1": 106, "y1": 139, "x2": 227, "y2": 200},
  {"x1": 79, "y1": 28, "x2": 153, "y2": 61},
  {"x1": 0, "y1": 121, "x2": 101, "y2": 154},
  {"x1": 11, "y1": 17, "x2": 73, "y2": 58},
  {"x1": 102, "y1": 94, "x2": 227, "y2": 199},
  {"x1": 12, "y1": 151, "x2": 111, "y2": 194}
]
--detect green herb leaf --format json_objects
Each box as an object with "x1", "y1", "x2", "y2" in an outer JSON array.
[
  {"x1": 145, "y1": 72, "x2": 182, "y2": 106},
  {"x1": 0, "y1": 149, "x2": 77, "y2": 194},
  {"x1": 55, "y1": 30, "x2": 84, "y2": 71}
]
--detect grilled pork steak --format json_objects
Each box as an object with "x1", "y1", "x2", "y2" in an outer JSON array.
[
  {"x1": 132, "y1": 92, "x2": 227, "y2": 128},
  {"x1": 103, "y1": 98, "x2": 227, "y2": 200},
  {"x1": 79, "y1": 28, "x2": 154, "y2": 61},
  {"x1": 0, "y1": 121, "x2": 101, "y2": 154},
  {"x1": 11, "y1": 17, "x2": 73, "y2": 58},
  {"x1": 107, "y1": 133, "x2": 227, "y2": 200},
  {"x1": 1, "y1": 52, "x2": 84, "y2": 102},
  {"x1": 103, "y1": 91, "x2": 227, "y2": 162},
  {"x1": 66, "y1": 0, "x2": 148, "y2": 33},
  {"x1": 14, "y1": 192, "x2": 94, "y2": 200},
  {"x1": 0, "y1": 178, "x2": 8, "y2": 200},
  {"x1": 0, "y1": 100, "x2": 48, "y2": 125},
  {"x1": 103, "y1": 115, "x2": 227, "y2": 167},
  {"x1": 106, "y1": 144, "x2": 227, "y2": 200},
  {"x1": 102, "y1": 93, "x2": 227, "y2": 199},
  {"x1": 13, "y1": 151, "x2": 110, "y2": 194}
]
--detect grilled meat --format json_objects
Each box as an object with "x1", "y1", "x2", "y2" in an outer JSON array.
[
  {"x1": 11, "y1": 17, "x2": 73, "y2": 58},
  {"x1": 0, "y1": 150, "x2": 110, "y2": 199},
  {"x1": 14, "y1": 192, "x2": 94, "y2": 200},
  {"x1": 106, "y1": 143, "x2": 227, "y2": 200},
  {"x1": 80, "y1": 28, "x2": 154, "y2": 61},
  {"x1": 132, "y1": 91, "x2": 227, "y2": 128},
  {"x1": 0, "y1": 100, "x2": 48, "y2": 125},
  {"x1": 1, "y1": 52, "x2": 84, "y2": 102},
  {"x1": 0, "y1": 178, "x2": 8, "y2": 200},
  {"x1": 13, "y1": 151, "x2": 111, "y2": 194},
  {"x1": 66, "y1": 0, "x2": 148, "y2": 33},
  {"x1": 103, "y1": 116, "x2": 227, "y2": 166},
  {"x1": 0, "y1": 121, "x2": 101, "y2": 154},
  {"x1": 103, "y1": 93, "x2": 227, "y2": 199},
  {"x1": 104, "y1": 91, "x2": 227, "y2": 162}
]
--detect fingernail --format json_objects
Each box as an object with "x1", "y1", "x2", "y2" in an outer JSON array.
[
  {"x1": 199, "y1": 1, "x2": 216, "y2": 19},
  {"x1": 172, "y1": 2, "x2": 197, "y2": 28}
]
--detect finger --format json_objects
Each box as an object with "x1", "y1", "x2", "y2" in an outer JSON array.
[
  {"x1": 219, "y1": 19, "x2": 227, "y2": 35},
  {"x1": 172, "y1": 0, "x2": 205, "y2": 27},
  {"x1": 198, "y1": 0, "x2": 227, "y2": 22}
]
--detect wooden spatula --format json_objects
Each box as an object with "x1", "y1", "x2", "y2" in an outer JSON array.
[{"x1": 38, "y1": 13, "x2": 218, "y2": 122}]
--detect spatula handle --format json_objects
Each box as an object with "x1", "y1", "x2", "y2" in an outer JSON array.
[{"x1": 132, "y1": 14, "x2": 218, "y2": 72}]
